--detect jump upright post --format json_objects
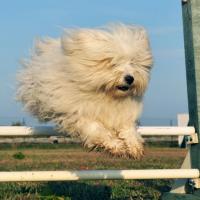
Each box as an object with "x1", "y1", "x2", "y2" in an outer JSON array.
[
  {"x1": 163, "y1": 0, "x2": 200, "y2": 199},
  {"x1": 182, "y1": 0, "x2": 200, "y2": 170}
]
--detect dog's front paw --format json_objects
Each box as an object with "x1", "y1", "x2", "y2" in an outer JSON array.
[
  {"x1": 125, "y1": 138, "x2": 144, "y2": 159},
  {"x1": 81, "y1": 131, "x2": 127, "y2": 157},
  {"x1": 118, "y1": 128, "x2": 144, "y2": 159},
  {"x1": 104, "y1": 137, "x2": 144, "y2": 159},
  {"x1": 104, "y1": 139, "x2": 127, "y2": 157}
]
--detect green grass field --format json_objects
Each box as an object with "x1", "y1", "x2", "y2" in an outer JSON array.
[{"x1": 0, "y1": 143, "x2": 186, "y2": 200}]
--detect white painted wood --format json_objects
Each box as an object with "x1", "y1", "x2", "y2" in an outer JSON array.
[
  {"x1": 0, "y1": 126, "x2": 58, "y2": 136},
  {"x1": 170, "y1": 148, "x2": 192, "y2": 194},
  {"x1": 0, "y1": 126, "x2": 195, "y2": 136},
  {"x1": 0, "y1": 169, "x2": 198, "y2": 182},
  {"x1": 177, "y1": 113, "x2": 189, "y2": 147},
  {"x1": 138, "y1": 126, "x2": 195, "y2": 136}
]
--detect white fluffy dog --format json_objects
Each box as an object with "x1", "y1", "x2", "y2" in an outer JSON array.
[{"x1": 17, "y1": 24, "x2": 153, "y2": 159}]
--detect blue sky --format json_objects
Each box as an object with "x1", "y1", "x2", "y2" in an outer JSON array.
[{"x1": 0, "y1": 0, "x2": 188, "y2": 125}]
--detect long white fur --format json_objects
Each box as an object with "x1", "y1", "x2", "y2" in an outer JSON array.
[{"x1": 17, "y1": 24, "x2": 153, "y2": 158}]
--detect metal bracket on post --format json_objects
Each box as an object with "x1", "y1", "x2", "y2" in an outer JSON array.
[
  {"x1": 186, "y1": 133, "x2": 199, "y2": 144},
  {"x1": 186, "y1": 133, "x2": 199, "y2": 190},
  {"x1": 189, "y1": 178, "x2": 200, "y2": 189},
  {"x1": 182, "y1": 0, "x2": 188, "y2": 4}
]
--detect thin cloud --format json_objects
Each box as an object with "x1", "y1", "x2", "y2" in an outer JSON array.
[
  {"x1": 149, "y1": 26, "x2": 182, "y2": 36},
  {"x1": 153, "y1": 48, "x2": 185, "y2": 59}
]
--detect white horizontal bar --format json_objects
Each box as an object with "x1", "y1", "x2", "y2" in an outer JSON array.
[
  {"x1": 0, "y1": 126, "x2": 195, "y2": 137},
  {"x1": 0, "y1": 126, "x2": 58, "y2": 136},
  {"x1": 137, "y1": 126, "x2": 195, "y2": 136},
  {"x1": 0, "y1": 169, "x2": 198, "y2": 182}
]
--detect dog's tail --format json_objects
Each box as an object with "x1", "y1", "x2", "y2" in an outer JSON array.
[{"x1": 16, "y1": 37, "x2": 62, "y2": 122}]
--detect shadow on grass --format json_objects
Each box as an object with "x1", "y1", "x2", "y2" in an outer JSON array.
[
  {"x1": 40, "y1": 182, "x2": 112, "y2": 200},
  {"x1": 0, "y1": 180, "x2": 173, "y2": 200}
]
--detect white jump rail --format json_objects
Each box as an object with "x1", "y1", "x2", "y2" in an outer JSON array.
[
  {"x1": 0, "y1": 126, "x2": 58, "y2": 136},
  {"x1": 0, "y1": 126, "x2": 195, "y2": 136},
  {"x1": 0, "y1": 126, "x2": 198, "y2": 183},
  {"x1": 0, "y1": 169, "x2": 199, "y2": 182}
]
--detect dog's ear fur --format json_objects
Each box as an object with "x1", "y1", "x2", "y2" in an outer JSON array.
[
  {"x1": 121, "y1": 25, "x2": 152, "y2": 67},
  {"x1": 61, "y1": 29, "x2": 114, "y2": 64},
  {"x1": 61, "y1": 25, "x2": 152, "y2": 67},
  {"x1": 130, "y1": 26, "x2": 150, "y2": 51}
]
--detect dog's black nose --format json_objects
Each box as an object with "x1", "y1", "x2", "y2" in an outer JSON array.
[{"x1": 124, "y1": 75, "x2": 134, "y2": 85}]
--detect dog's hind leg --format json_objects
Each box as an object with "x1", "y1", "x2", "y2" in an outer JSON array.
[{"x1": 76, "y1": 119, "x2": 127, "y2": 157}]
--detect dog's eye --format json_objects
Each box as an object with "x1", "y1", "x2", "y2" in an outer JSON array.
[
  {"x1": 130, "y1": 62, "x2": 136, "y2": 68},
  {"x1": 141, "y1": 65, "x2": 150, "y2": 72},
  {"x1": 130, "y1": 60, "x2": 136, "y2": 66},
  {"x1": 112, "y1": 63, "x2": 117, "y2": 68},
  {"x1": 142, "y1": 65, "x2": 150, "y2": 69}
]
